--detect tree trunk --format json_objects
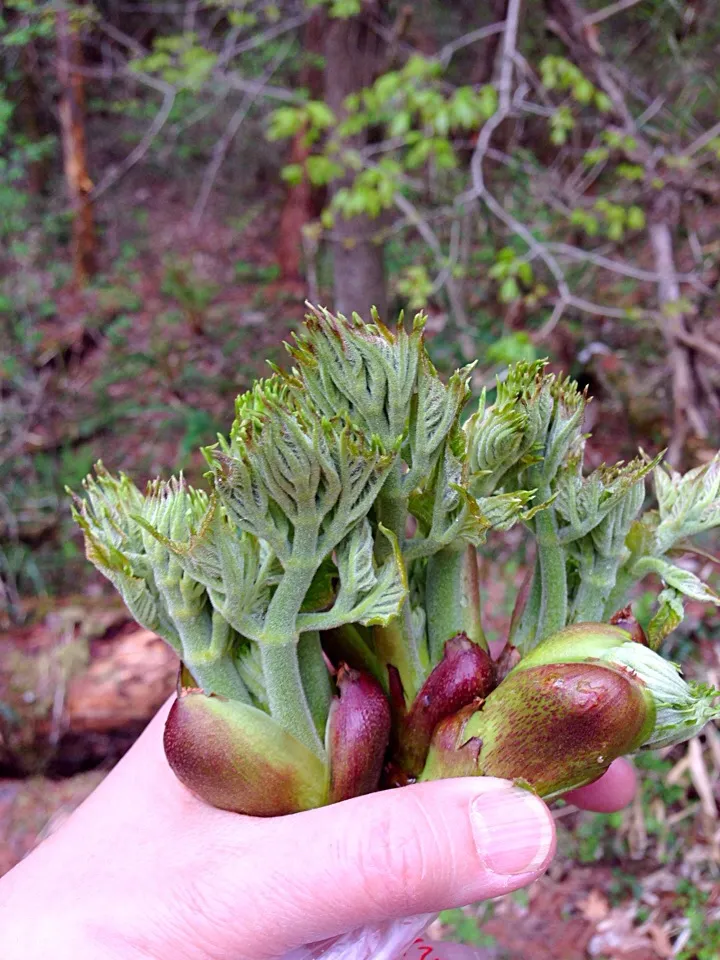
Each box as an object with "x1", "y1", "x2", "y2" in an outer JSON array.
[
  {"x1": 56, "y1": 3, "x2": 97, "y2": 286},
  {"x1": 325, "y1": 5, "x2": 388, "y2": 320},
  {"x1": 277, "y1": 11, "x2": 326, "y2": 282}
]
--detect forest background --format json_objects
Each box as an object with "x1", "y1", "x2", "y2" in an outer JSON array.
[{"x1": 1, "y1": 1, "x2": 720, "y2": 956}]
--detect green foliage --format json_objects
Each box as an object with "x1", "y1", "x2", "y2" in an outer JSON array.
[
  {"x1": 486, "y1": 332, "x2": 537, "y2": 365},
  {"x1": 131, "y1": 33, "x2": 218, "y2": 90},
  {"x1": 268, "y1": 51, "x2": 497, "y2": 225},
  {"x1": 675, "y1": 881, "x2": 720, "y2": 960},
  {"x1": 570, "y1": 200, "x2": 645, "y2": 241},
  {"x1": 395, "y1": 265, "x2": 434, "y2": 310},
  {"x1": 540, "y1": 55, "x2": 611, "y2": 112}
]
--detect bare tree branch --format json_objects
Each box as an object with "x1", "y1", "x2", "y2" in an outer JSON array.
[
  {"x1": 191, "y1": 41, "x2": 294, "y2": 228},
  {"x1": 464, "y1": 0, "x2": 660, "y2": 328},
  {"x1": 583, "y1": 0, "x2": 644, "y2": 27},
  {"x1": 91, "y1": 83, "x2": 176, "y2": 201},
  {"x1": 391, "y1": 189, "x2": 472, "y2": 350},
  {"x1": 545, "y1": 241, "x2": 709, "y2": 289},
  {"x1": 437, "y1": 22, "x2": 506, "y2": 67},
  {"x1": 684, "y1": 118, "x2": 720, "y2": 159},
  {"x1": 650, "y1": 222, "x2": 707, "y2": 464}
]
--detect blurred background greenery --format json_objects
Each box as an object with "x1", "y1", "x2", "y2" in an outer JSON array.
[{"x1": 1, "y1": 1, "x2": 719, "y2": 955}]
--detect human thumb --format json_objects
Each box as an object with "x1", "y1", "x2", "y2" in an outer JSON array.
[{"x1": 216, "y1": 777, "x2": 556, "y2": 955}]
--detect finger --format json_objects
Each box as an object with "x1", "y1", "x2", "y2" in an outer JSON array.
[
  {"x1": 209, "y1": 777, "x2": 556, "y2": 953},
  {"x1": 564, "y1": 758, "x2": 637, "y2": 812}
]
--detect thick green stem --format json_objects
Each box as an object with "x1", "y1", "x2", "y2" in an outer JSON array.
[
  {"x1": 261, "y1": 545, "x2": 318, "y2": 644},
  {"x1": 261, "y1": 642, "x2": 325, "y2": 758},
  {"x1": 573, "y1": 555, "x2": 623, "y2": 623},
  {"x1": 188, "y1": 655, "x2": 250, "y2": 702},
  {"x1": 373, "y1": 607, "x2": 426, "y2": 703},
  {"x1": 426, "y1": 545, "x2": 486, "y2": 663},
  {"x1": 297, "y1": 630, "x2": 333, "y2": 738},
  {"x1": 530, "y1": 495, "x2": 567, "y2": 648},
  {"x1": 373, "y1": 464, "x2": 426, "y2": 700},
  {"x1": 258, "y1": 526, "x2": 327, "y2": 757},
  {"x1": 159, "y1": 573, "x2": 249, "y2": 701},
  {"x1": 375, "y1": 467, "x2": 407, "y2": 560},
  {"x1": 602, "y1": 567, "x2": 637, "y2": 621},
  {"x1": 511, "y1": 567, "x2": 541, "y2": 650}
]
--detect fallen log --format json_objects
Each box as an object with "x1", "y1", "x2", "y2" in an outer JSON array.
[{"x1": 0, "y1": 606, "x2": 177, "y2": 776}]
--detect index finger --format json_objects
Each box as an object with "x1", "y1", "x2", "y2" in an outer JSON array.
[{"x1": 563, "y1": 757, "x2": 637, "y2": 813}]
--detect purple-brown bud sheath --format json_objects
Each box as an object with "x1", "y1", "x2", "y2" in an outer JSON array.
[
  {"x1": 422, "y1": 661, "x2": 654, "y2": 798},
  {"x1": 395, "y1": 633, "x2": 495, "y2": 776},
  {"x1": 327, "y1": 665, "x2": 391, "y2": 803},
  {"x1": 164, "y1": 688, "x2": 328, "y2": 815}
]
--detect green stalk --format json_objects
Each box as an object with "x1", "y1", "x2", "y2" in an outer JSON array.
[
  {"x1": 258, "y1": 523, "x2": 327, "y2": 757},
  {"x1": 373, "y1": 609, "x2": 426, "y2": 703},
  {"x1": 572, "y1": 555, "x2": 623, "y2": 623},
  {"x1": 508, "y1": 562, "x2": 541, "y2": 649},
  {"x1": 426, "y1": 545, "x2": 486, "y2": 663},
  {"x1": 533, "y1": 504, "x2": 568, "y2": 644},
  {"x1": 602, "y1": 567, "x2": 637, "y2": 621},
  {"x1": 373, "y1": 464, "x2": 426, "y2": 700},
  {"x1": 375, "y1": 467, "x2": 407, "y2": 560},
  {"x1": 297, "y1": 630, "x2": 333, "y2": 738},
  {"x1": 187, "y1": 655, "x2": 251, "y2": 702},
  {"x1": 159, "y1": 577, "x2": 249, "y2": 701},
  {"x1": 323, "y1": 624, "x2": 388, "y2": 691},
  {"x1": 261, "y1": 642, "x2": 324, "y2": 758}
]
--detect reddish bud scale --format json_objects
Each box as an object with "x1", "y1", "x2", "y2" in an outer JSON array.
[
  {"x1": 609, "y1": 606, "x2": 648, "y2": 646},
  {"x1": 164, "y1": 689, "x2": 328, "y2": 816},
  {"x1": 327, "y1": 665, "x2": 391, "y2": 803},
  {"x1": 395, "y1": 634, "x2": 495, "y2": 776},
  {"x1": 422, "y1": 661, "x2": 654, "y2": 799}
]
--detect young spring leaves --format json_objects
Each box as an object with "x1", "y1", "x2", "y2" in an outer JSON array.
[{"x1": 72, "y1": 306, "x2": 720, "y2": 814}]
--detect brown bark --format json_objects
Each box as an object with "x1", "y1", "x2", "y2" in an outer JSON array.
[
  {"x1": 0, "y1": 619, "x2": 177, "y2": 775},
  {"x1": 56, "y1": 3, "x2": 97, "y2": 286},
  {"x1": 325, "y1": 4, "x2": 388, "y2": 320},
  {"x1": 277, "y1": 11, "x2": 326, "y2": 281}
]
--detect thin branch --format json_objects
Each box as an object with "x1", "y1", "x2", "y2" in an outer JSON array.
[
  {"x1": 673, "y1": 328, "x2": 720, "y2": 366},
  {"x1": 684, "y1": 118, "x2": 720, "y2": 158},
  {"x1": 545, "y1": 242, "x2": 708, "y2": 288},
  {"x1": 534, "y1": 297, "x2": 569, "y2": 342},
  {"x1": 219, "y1": 12, "x2": 311, "y2": 64},
  {"x1": 649, "y1": 222, "x2": 707, "y2": 464},
  {"x1": 583, "y1": 0, "x2": 644, "y2": 27},
  {"x1": 437, "y1": 22, "x2": 505, "y2": 67},
  {"x1": 91, "y1": 83, "x2": 176, "y2": 200},
  {"x1": 391, "y1": 189, "x2": 471, "y2": 344},
  {"x1": 428, "y1": 217, "x2": 461, "y2": 297},
  {"x1": 464, "y1": 0, "x2": 645, "y2": 324},
  {"x1": 191, "y1": 41, "x2": 294, "y2": 228},
  {"x1": 466, "y1": 0, "x2": 573, "y2": 300},
  {"x1": 98, "y1": 20, "x2": 300, "y2": 104}
]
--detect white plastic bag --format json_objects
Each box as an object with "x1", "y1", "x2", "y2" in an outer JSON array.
[{"x1": 283, "y1": 915, "x2": 488, "y2": 960}]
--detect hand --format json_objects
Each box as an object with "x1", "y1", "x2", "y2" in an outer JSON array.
[{"x1": 0, "y1": 701, "x2": 636, "y2": 960}]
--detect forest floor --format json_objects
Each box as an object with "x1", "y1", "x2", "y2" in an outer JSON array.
[{"x1": 1, "y1": 182, "x2": 719, "y2": 958}]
